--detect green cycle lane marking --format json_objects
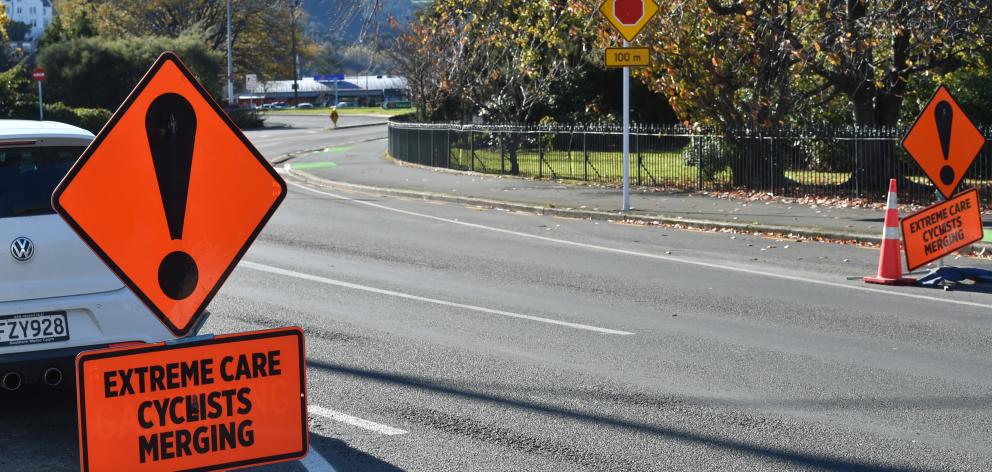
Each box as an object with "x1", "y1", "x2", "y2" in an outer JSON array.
[
  {"x1": 291, "y1": 146, "x2": 354, "y2": 170},
  {"x1": 320, "y1": 146, "x2": 354, "y2": 153},
  {"x1": 291, "y1": 161, "x2": 338, "y2": 170}
]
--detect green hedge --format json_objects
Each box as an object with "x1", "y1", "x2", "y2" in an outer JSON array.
[
  {"x1": 72, "y1": 107, "x2": 114, "y2": 133},
  {"x1": 225, "y1": 108, "x2": 265, "y2": 130},
  {"x1": 8, "y1": 101, "x2": 113, "y2": 133}
]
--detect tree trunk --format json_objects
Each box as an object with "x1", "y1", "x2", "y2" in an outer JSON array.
[
  {"x1": 849, "y1": 88, "x2": 906, "y2": 195},
  {"x1": 730, "y1": 133, "x2": 786, "y2": 192},
  {"x1": 506, "y1": 133, "x2": 521, "y2": 175}
]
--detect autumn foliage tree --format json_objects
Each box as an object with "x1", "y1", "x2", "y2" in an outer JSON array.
[
  {"x1": 50, "y1": 0, "x2": 320, "y2": 85},
  {"x1": 639, "y1": 0, "x2": 818, "y2": 187},
  {"x1": 393, "y1": 0, "x2": 598, "y2": 173},
  {"x1": 397, "y1": 0, "x2": 596, "y2": 123},
  {"x1": 642, "y1": 0, "x2": 990, "y2": 129},
  {"x1": 789, "y1": 0, "x2": 991, "y2": 189},
  {"x1": 638, "y1": 0, "x2": 991, "y2": 189},
  {"x1": 388, "y1": 21, "x2": 456, "y2": 122},
  {"x1": 790, "y1": 0, "x2": 991, "y2": 128},
  {"x1": 642, "y1": 0, "x2": 810, "y2": 130}
]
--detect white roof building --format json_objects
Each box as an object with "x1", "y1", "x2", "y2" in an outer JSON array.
[
  {"x1": 240, "y1": 75, "x2": 408, "y2": 105},
  {"x1": 2, "y1": 0, "x2": 53, "y2": 51}
]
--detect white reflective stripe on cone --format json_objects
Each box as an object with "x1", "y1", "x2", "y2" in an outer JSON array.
[
  {"x1": 886, "y1": 192, "x2": 898, "y2": 209},
  {"x1": 883, "y1": 226, "x2": 901, "y2": 240}
]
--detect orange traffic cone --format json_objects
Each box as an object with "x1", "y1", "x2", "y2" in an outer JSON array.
[{"x1": 865, "y1": 179, "x2": 915, "y2": 285}]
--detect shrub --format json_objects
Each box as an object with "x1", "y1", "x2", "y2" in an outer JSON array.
[
  {"x1": 73, "y1": 108, "x2": 113, "y2": 133},
  {"x1": 226, "y1": 108, "x2": 265, "y2": 130},
  {"x1": 41, "y1": 101, "x2": 79, "y2": 124},
  {"x1": 7, "y1": 100, "x2": 112, "y2": 133},
  {"x1": 682, "y1": 136, "x2": 734, "y2": 180},
  {"x1": 37, "y1": 33, "x2": 224, "y2": 110}
]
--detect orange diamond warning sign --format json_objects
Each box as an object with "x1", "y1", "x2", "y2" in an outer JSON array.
[
  {"x1": 902, "y1": 85, "x2": 987, "y2": 199},
  {"x1": 53, "y1": 52, "x2": 287, "y2": 336}
]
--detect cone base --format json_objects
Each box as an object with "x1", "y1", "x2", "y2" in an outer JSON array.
[{"x1": 863, "y1": 276, "x2": 916, "y2": 286}]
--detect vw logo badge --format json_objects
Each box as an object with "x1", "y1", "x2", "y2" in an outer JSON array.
[{"x1": 10, "y1": 237, "x2": 34, "y2": 262}]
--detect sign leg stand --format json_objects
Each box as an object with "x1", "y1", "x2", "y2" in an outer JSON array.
[{"x1": 910, "y1": 190, "x2": 992, "y2": 288}]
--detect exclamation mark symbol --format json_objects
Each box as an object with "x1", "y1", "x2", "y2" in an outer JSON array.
[
  {"x1": 146, "y1": 93, "x2": 199, "y2": 300},
  {"x1": 935, "y1": 101, "x2": 954, "y2": 186}
]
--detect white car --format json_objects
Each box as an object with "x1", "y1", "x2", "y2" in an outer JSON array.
[{"x1": 0, "y1": 120, "x2": 196, "y2": 391}]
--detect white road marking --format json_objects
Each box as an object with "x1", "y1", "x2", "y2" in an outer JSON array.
[
  {"x1": 300, "y1": 446, "x2": 338, "y2": 472},
  {"x1": 309, "y1": 405, "x2": 409, "y2": 435},
  {"x1": 287, "y1": 180, "x2": 992, "y2": 311},
  {"x1": 248, "y1": 130, "x2": 323, "y2": 144},
  {"x1": 241, "y1": 261, "x2": 634, "y2": 335}
]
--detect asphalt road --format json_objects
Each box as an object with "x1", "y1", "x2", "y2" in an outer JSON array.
[{"x1": 4, "y1": 115, "x2": 992, "y2": 471}]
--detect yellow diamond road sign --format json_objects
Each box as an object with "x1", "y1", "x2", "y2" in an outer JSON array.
[{"x1": 599, "y1": 0, "x2": 659, "y2": 42}]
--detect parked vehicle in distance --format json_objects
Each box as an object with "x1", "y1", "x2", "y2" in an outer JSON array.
[
  {"x1": 256, "y1": 103, "x2": 272, "y2": 110},
  {"x1": 336, "y1": 102, "x2": 357, "y2": 108},
  {"x1": 0, "y1": 120, "x2": 193, "y2": 391},
  {"x1": 296, "y1": 103, "x2": 314, "y2": 109},
  {"x1": 382, "y1": 100, "x2": 412, "y2": 110}
]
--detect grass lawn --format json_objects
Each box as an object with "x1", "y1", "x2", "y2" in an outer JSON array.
[
  {"x1": 784, "y1": 170, "x2": 852, "y2": 186},
  {"x1": 442, "y1": 147, "x2": 987, "y2": 189},
  {"x1": 263, "y1": 107, "x2": 413, "y2": 117},
  {"x1": 445, "y1": 147, "x2": 865, "y2": 187}
]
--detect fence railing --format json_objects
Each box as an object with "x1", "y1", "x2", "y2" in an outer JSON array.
[{"x1": 387, "y1": 122, "x2": 992, "y2": 206}]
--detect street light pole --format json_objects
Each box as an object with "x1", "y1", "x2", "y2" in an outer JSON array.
[
  {"x1": 290, "y1": 0, "x2": 300, "y2": 102},
  {"x1": 227, "y1": 0, "x2": 234, "y2": 105}
]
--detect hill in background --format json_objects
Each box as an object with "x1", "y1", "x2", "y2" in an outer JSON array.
[{"x1": 303, "y1": 0, "x2": 424, "y2": 43}]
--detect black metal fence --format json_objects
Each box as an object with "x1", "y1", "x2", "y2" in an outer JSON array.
[{"x1": 387, "y1": 122, "x2": 992, "y2": 206}]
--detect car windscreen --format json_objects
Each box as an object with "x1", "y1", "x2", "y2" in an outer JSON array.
[{"x1": 0, "y1": 146, "x2": 84, "y2": 218}]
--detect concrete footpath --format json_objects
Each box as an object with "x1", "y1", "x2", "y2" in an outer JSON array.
[{"x1": 275, "y1": 134, "x2": 992, "y2": 249}]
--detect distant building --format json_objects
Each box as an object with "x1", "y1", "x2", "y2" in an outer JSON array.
[
  {"x1": 2, "y1": 0, "x2": 53, "y2": 51},
  {"x1": 239, "y1": 75, "x2": 408, "y2": 108}
]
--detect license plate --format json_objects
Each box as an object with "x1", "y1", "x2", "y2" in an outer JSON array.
[{"x1": 0, "y1": 311, "x2": 70, "y2": 347}]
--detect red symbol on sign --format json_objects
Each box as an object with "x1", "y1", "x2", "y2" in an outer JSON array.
[
  {"x1": 32, "y1": 67, "x2": 45, "y2": 81},
  {"x1": 53, "y1": 52, "x2": 286, "y2": 336},
  {"x1": 615, "y1": 0, "x2": 644, "y2": 25},
  {"x1": 599, "y1": 0, "x2": 658, "y2": 42},
  {"x1": 902, "y1": 85, "x2": 987, "y2": 199}
]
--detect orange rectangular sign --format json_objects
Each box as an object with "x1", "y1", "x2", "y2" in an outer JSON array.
[
  {"x1": 76, "y1": 327, "x2": 307, "y2": 472},
  {"x1": 901, "y1": 188, "x2": 984, "y2": 271}
]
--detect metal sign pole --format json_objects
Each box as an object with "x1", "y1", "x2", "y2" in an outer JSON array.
[
  {"x1": 622, "y1": 40, "x2": 631, "y2": 212},
  {"x1": 37, "y1": 81, "x2": 43, "y2": 121},
  {"x1": 226, "y1": 0, "x2": 234, "y2": 105}
]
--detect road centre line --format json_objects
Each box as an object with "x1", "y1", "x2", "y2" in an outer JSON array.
[
  {"x1": 299, "y1": 446, "x2": 338, "y2": 472},
  {"x1": 309, "y1": 405, "x2": 409, "y2": 436},
  {"x1": 249, "y1": 128, "x2": 386, "y2": 146},
  {"x1": 287, "y1": 180, "x2": 992, "y2": 311},
  {"x1": 241, "y1": 261, "x2": 633, "y2": 335}
]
